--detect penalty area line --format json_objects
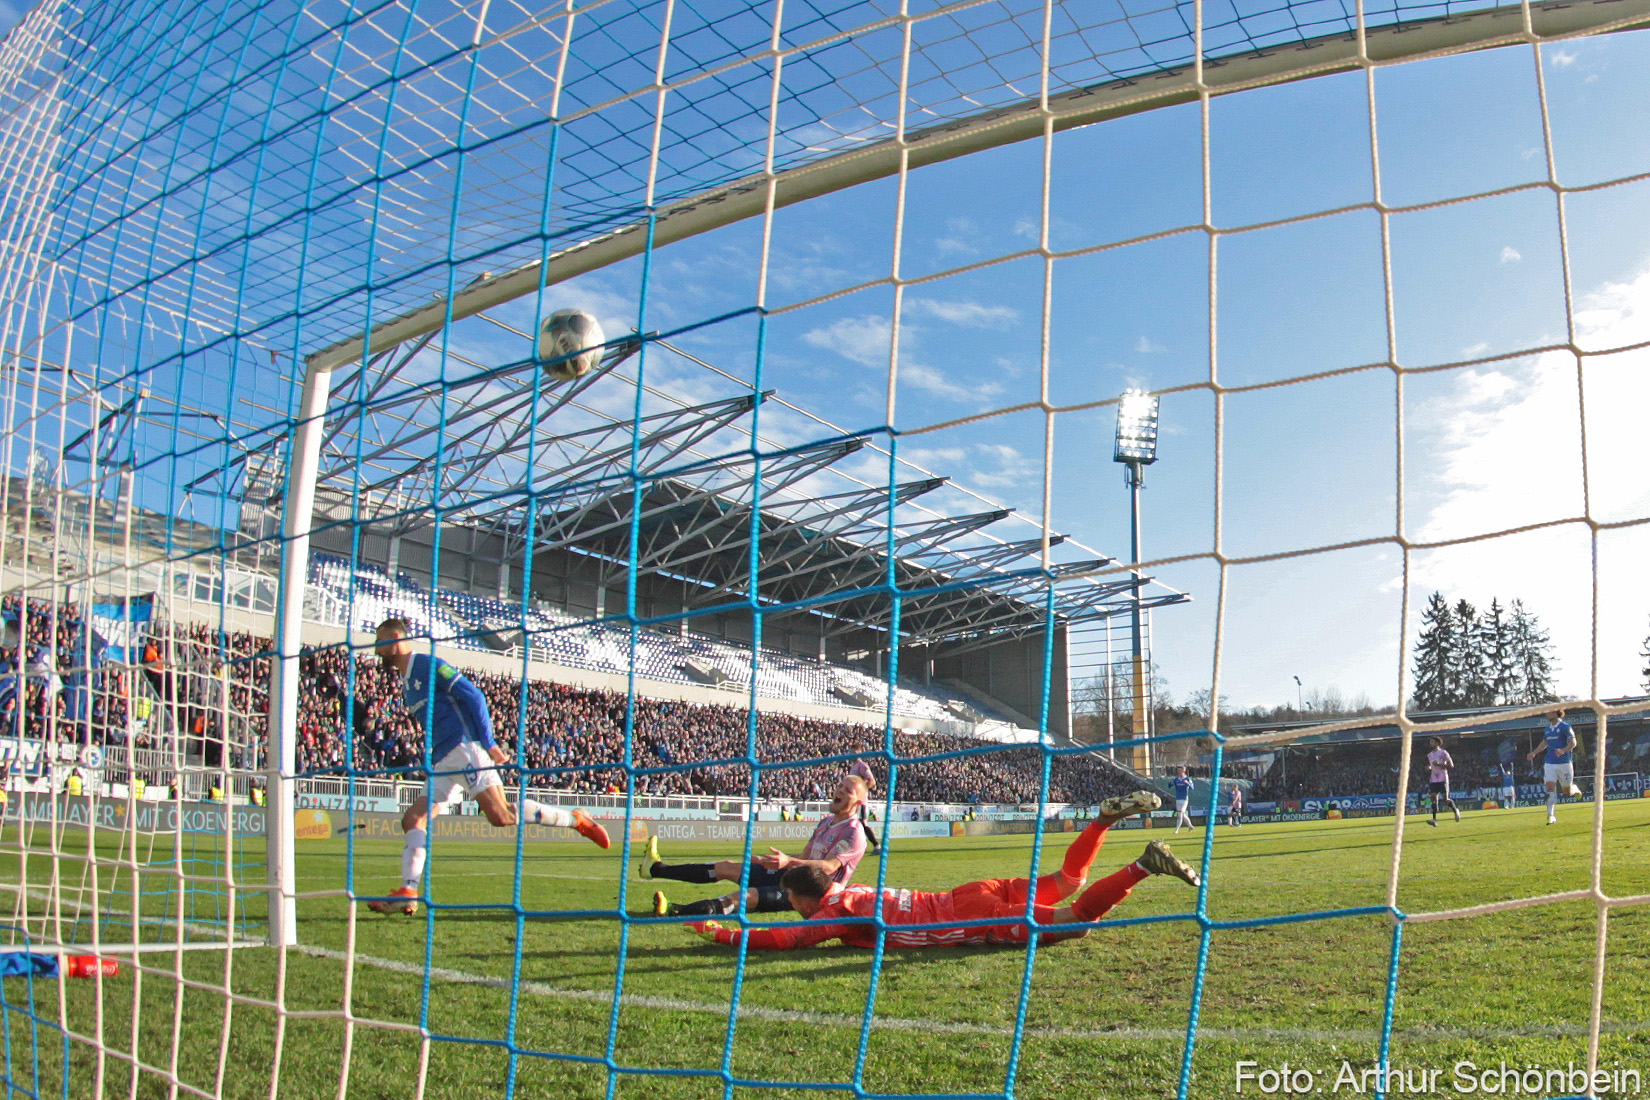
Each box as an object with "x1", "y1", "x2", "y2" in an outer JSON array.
[{"x1": 291, "y1": 942, "x2": 1650, "y2": 1043}]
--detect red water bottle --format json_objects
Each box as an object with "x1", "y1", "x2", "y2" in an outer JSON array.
[{"x1": 63, "y1": 955, "x2": 118, "y2": 978}]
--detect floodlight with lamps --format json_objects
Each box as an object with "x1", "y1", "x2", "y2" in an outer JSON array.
[
  {"x1": 1110, "y1": 387, "x2": 1161, "y2": 774},
  {"x1": 1113, "y1": 390, "x2": 1160, "y2": 465}
]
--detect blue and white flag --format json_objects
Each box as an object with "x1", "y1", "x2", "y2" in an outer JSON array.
[{"x1": 89, "y1": 593, "x2": 153, "y2": 665}]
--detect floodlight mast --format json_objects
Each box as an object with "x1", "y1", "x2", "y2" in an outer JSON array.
[{"x1": 1113, "y1": 390, "x2": 1160, "y2": 776}]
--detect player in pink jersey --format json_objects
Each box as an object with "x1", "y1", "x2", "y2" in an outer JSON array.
[
  {"x1": 643, "y1": 773, "x2": 869, "y2": 917},
  {"x1": 1424, "y1": 736, "x2": 1460, "y2": 827},
  {"x1": 686, "y1": 791, "x2": 1200, "y2": 950}
]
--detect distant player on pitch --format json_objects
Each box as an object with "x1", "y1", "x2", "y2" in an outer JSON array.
[
  {"x1": 1423, "y1": 736, "x2": 1460, "y2": 827},
  {"x1": 1171, "y1": 766, "x2": 1194, "y2": 833},
  {"x1": 643, "y1": 773, "x2": 868, "y2": 916},
  {"x1": 1498, "y1": 761, "x2": 1517, "y2": 809},
  {"x1": 685, "y1": 791, "x2": 1197, "y2": 950},
  {"x1": 366, "y1": 619, "x2": 610, "y2": 915},
  {"x1": 1526, "y1": 708, "x2": 1582, "y2": 826}
]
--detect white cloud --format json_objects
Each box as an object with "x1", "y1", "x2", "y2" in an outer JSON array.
[
  {"x1": 1549, "y1": 49, "x2": 1577, "y2": 67},
  {"x1": 801, "y1": 314, "x2": 892, "y2": 368},
  {"x1": 968, "y1": 442, "x2": 1038, "y2": 489},
  {"x1": 901, "y1": 446, "x2": 968, "y2": 466},
  {"x1": 1500, "y1": 246, "x2": 1523, "y2": 263},
  {"x1": 802, "y1": 307, "x2": 1016, "y2": 403},
  {"x1": 1461, "y1": 341, "x2": 1491, "y2": 358},
  {"x1": 1405, "y1": 263, "x2": 1650, "y2": 698},
  {"x1": 904, "y1": 297, "x2": 1020, "y2": 329},
  {"x1": 535, "y1": 277, "x2": 639, "y2": 346},
  {"x1": 934, "y1": 216, "x2": 978, "y2": 255},
  {"x1": 899, "y1": 361, "x2": 1004, "y2": 402},
  {"x1": 1135, "y1": 335, "x2": 1165, "y2": 354},
  {"x1": 905, "y1": 442, "x2": 1036, "y2": 492}
]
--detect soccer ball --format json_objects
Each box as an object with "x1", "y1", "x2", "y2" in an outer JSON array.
[{"x1": 536, "y1": 308, "x2": 606, "y2": 381}]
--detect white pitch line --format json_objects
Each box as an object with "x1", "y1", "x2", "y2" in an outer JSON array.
[
  {"x1": 290, "y1": 942, "x2": 1650, "y2": 1044},
  {"x1": 18, "y1": 885, "x2": 1650, "y2": 1044}
]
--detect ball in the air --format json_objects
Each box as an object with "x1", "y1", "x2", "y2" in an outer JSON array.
[{"x1": 537, "y1": 308, "x2": 605, "y2": 380}]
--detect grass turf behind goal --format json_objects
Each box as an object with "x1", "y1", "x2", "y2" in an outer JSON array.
[{"x1": 6, "y1": 803, "x2": 1650, "y2": 1099}]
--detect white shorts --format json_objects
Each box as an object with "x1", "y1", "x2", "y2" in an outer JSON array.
[
  {"x1": 428, "y1": 741, "x2": 502, "y2": 806},
  {"x1": 1174, "y1": 799, "x2": 1189, "y2": 813},
  {"x1": 1544, "y1": 761, "x2": 1574, "y2": 787}
]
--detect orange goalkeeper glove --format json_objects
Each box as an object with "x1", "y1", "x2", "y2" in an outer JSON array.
[{"x1": 686, "y1": 921, "x2": 730, "y2": 944}]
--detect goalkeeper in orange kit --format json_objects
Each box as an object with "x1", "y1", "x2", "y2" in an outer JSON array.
[{"x1": 687, "y1": 790, "x2": 1199, "y2": 950}]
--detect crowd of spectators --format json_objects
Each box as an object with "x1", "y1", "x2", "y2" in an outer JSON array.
[
  {"x1": 0, "y1": 595, "x2": 132, "y2": 743},
  {"x1": 21, "y1": 597, "x2": 1604, "y2": 812},
  {"x1": 0, "y1": 598, "x2": 1142, "y2": 806},
  {"x1": 0, "y1": 600, "x2": 276, "y2": 767},
  {"x1": 294, "y1": 643, "x2": 1138, "y2": 804}
]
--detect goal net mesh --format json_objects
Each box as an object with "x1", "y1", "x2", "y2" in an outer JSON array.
[{"x1": 0, "y1": 0, "x2": 1647, "y2": 1096}]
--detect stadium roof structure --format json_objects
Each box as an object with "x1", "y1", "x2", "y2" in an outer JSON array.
[{"x1": 204, "y1": 326, "x2": 1189, "y2": 650}]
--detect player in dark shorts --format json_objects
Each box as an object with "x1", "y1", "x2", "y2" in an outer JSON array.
[{"x1": 1424, "y1": 736, "x2": 1460, "y2": 826}]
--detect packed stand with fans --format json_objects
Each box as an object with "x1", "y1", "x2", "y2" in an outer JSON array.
[
  {"x1": 294, "y1": 642, "x2": 1135, "y2": 805},
  {"x1": 0, "y1": 595, "x2": 138, "y2": 746},
  {"x1": 1, "y1": 582, "x2": 1136, "y2": 806},
  {"x1": 305, "y1": 553, "x2": 1011, "y2": 726}
]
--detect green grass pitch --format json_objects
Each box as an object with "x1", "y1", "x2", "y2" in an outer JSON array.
[{"x1": 6, "y1": 799, "x2": 1650, "y2": 1099}]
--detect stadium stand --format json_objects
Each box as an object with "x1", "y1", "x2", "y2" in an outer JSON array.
[
  {"x1": 305, "y1": 553, "x2": 1010, "y2": 725},
  {"x1": 292, "y1": 638, "x2": 1136, "y2": 803},
  {"x1": 0, "y1": 593, "x2": 1138, "y2": 807}
]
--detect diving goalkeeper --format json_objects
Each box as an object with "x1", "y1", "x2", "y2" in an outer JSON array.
[{"x1": 688, "y1": 791, "x2": 1198, "y2": 949}]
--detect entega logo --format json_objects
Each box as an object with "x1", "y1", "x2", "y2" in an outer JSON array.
[{"x1": 294, "y1": 808, "x2": 333, "y2": 840}]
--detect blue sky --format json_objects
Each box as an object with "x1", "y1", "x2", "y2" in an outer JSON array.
[
  {"x1": 516, "y1": 29, "x2": 1650, "y2": 712},
  {"x1": 9, "y1": 2, "x2": 1648, "y2": 713}
]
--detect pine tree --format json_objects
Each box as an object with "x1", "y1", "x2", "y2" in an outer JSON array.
[
  {"x1": 1450, "y1": 599, "x2": 1492, "y2": 708},
  {"x1": 1640, "y1": 617, "x2": 1650, "y2": 693},
  {"x1": 1411, "y1": 592, "x2": 1458, "y2": 711},
  {"x1": 1481, "y1": 598, "x2": 1520, "y2": 706},
  {"x1": 1508, "y1": 600, "x2": 1558, "y2": 704}
]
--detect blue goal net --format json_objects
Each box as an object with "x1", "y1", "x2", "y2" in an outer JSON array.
[{"x1": 1, "y1": 0, "x2": 1648, "y2": 1097}]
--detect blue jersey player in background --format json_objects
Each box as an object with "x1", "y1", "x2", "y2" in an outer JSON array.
[
  {"x1": 1525, "y1": 708, "x2": 1581, "y2": 826},
  {"x1": 1171, "y1": 766, "x2": 1194, "y2": 833},
  {"x1": 367, "y1": 618, "x2": 611, "y2": 915}
]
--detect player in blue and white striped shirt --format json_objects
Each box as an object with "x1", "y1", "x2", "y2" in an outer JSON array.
[
  {"x1": 366, "y1": 618, "x2": 611, "y2": 915},
  {"x1": 1525, "y1": 708, "x2": 1581, "y2": 826},
  {"x1": 1171, "y1": 766, "x2": 1194, "y2": 833}
]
